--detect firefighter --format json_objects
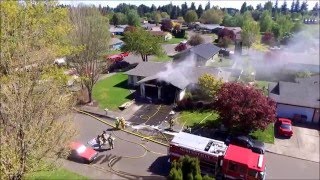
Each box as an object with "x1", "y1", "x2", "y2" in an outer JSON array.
[
  {"x1": 102, "y1": 131, "x2": 108, "y2": 143},
  {"x1": 108, "y1": 133, "x2": 114, "y2": 149},
  {"x1": 96, "y1": 135, "x2": 103, "y2": 149},
  {"x1": 115, "y1": 117, "x2": 120, "y2": 129},
  {"x1": 119, "y1": 117, "x2": 126, "y2": 129}
]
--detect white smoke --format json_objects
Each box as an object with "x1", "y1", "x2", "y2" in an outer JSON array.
[{"x1": 156, "y1": 53, "x2": 196, "y2": 84}]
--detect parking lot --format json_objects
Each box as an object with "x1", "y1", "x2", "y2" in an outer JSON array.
[{"x1": 268, "y1": 125, "x2": 319, "y2": 162}]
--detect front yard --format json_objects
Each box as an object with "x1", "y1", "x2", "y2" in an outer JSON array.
[
  {"x1": 92, "y1": 73, "x2": 133, "y2": 110},
  {"x1": 207, "y1": 58, "x2": 233, "y2": 67},
  {"x1": 163, "y1": 37, "x2": 186, "y2": 44},
  {"x1": 178, "y1": 110, "x2": 220, "y2": 127},
  {"x1": 251, "y1": 124, "x2": 274, "y2": 143}
]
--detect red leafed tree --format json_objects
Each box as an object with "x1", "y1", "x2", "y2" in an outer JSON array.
[
  {"x1": 218, "y1": 28, "x2": 236, "y2": 41},
  {"x1": 261, "y1": 32, "x2": 275, "y2": 46},
  {"x1": 175, "y1": 43, "x2": 187, "y2": 52},
  {"x1": 214, "y1": 82, "x2": 276, "y2": 134}
]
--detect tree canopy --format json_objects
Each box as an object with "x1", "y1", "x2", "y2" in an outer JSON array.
[
  {"x1": 241, "y1": 17, "x2": 261, "y2": 48},
  {"x1": 200, "y1": 9, "x2": 224, "y2": 24},
  {"x1": 214, "y1": 82, "x2": 276, "y2": 134},
  {"x1": 198, "y1": 73, "x2": 223, "y2": 99},
  {"x1": 122, "y1": 28, "x2": 163, "y2": 61},
  {"x1": 184, "y1": 10, "x2": 198, "y2": 23}
]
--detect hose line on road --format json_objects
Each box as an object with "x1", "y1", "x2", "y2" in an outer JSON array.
[{"x1": 73, "y1": 107, "x2": 169, "y2": 147}]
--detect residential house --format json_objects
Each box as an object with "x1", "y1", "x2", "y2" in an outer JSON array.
[
  {"x1": 109, "y1": 25, "x2": 128, "y2": 35},
  {"x1": 125, "y1": 61, "x2": 230, "y2": 103},
  {"x1": 109, "y1": 38, "x2": 124, "y2": 50},
  {"x1": 196, "y1": 24, "x2": 223, "y2": 33},
  {"x1": 142, "y1": 23, "x2": 157, "y2": 30},
  {"x1": 268, "y1": 75, "x2": 320, "y2": 125},
  {"x1": 173, "y1": 43, "x2": 221, "y2": 66},
  {"x1": 149, "y1": 31, "x2": 172, "y2": 41}
]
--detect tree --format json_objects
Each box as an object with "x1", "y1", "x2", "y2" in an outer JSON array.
[
  {"x1": 264, "y1": 1, "x2": 273, "y2": 12},
  {"x1": 205, "y1": 2, "x2": 211, "y2": 11},
  {"x1": 281, "y1": 0, "x2": 289, "y2": 14},
  {"x1": 161, "y1": 19, "x2": 173, "y2": 31},
  {"x1": 294, "y1": 0, "x2": 300, "y2": 12},
  {"x1": 171, "y1": 5, "x2": 178, "y2": 19},
  {"x1": 300, "y1": 1, "x2": 308, "y2": 15},
  {"x1": 181, "y1": 2, "x2": 188, "y2": 17},
  {"x1": 188, "y1": 34, "x2": 204, "y2": 46},
  {"x1": 240, "y1": 2, "x2": 248, "y2": 14},
  {"x1": 190, "y1": 2, "x2": 196, "y2": 11},
  {"x1": 241, "y1": 19, "x2": 261, "y2": 48},
  {"x1": 261, "y1": 32, "x2": 276, "y2": 46},
  {"x1": 259, "y1": 11, "x2": 273, "y2": 32},
  {"x1": 111, "y1": 12, "x2": 128, "y2": 25},
  {"x1": 291, "y1": 0, "x2": 295, "y2": 13},
  {"x1": 273, "y1": 0, "x2": 279, "y2": 15},
  {"x1": 198, "y1": 74, "x2": 223, "y2": 99},
  {"x1": 68, "y1": 5, "x2": 110, "y2": 103},
  {"x1": 214, "y1": 82, "x2": 276, "y2": 134},
  {"x1": 161, "y1": 12, "x2": 170, "y2": 19},
  {"x1": 200, "y1": 9, "x2": 224, "y2": 24},
  {"x1": 184, "y1": 10, "x2": 198, "y2": 23},
  {"x1": 256, "y1": 3, "x2": 263, "y2": 11},
  {"x1": 126, "y1": 9, "x2": 140, "y2": 26},
  {"x1": 174, "y1": 43, "x2": 187, "y2": 52},
  {"x1": 0, "y1": 1, "x2": 76, "y2": 179},
  {"x1": 153, "y1": 12, "x2": 162, "y2": 25},
  {"x1": 196, "y1": 4, "x2": 204, "y2": 18},
  {"x1": 122, "y1": 28, "x2": 163, "y2": 62},
  {"x1": 168, "y1": 156, "x2": 213, "y2": 180}
]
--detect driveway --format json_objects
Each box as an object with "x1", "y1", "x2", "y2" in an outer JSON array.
[{"x1": 266, "y1": 126, "x2": 319, "y2": 162}]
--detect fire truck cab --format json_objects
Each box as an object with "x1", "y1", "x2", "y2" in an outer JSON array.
[{"x1": 168, "y1": 132, "x2": 266, "y2": 180}]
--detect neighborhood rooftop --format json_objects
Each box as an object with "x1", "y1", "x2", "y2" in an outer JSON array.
[
  {"x1": 190, "y1": 43, "x2": 221, "y2": 60},
  {"x1": 125, "y1": 61, "x2": 231, "y2": 90},
  {"x1": 268, "y1": 75, "x2": 320, "y2": 108}
]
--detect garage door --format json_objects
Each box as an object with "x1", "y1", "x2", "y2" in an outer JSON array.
[{"x1": 277, "y1": 104, "x2": 315, "y2": 122}]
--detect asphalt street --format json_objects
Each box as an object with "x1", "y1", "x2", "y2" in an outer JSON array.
[{"x1": 66, "y1": 112, "x2": 319, "y2": 179}]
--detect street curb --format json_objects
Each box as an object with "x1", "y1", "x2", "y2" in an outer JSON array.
[
  {"x1": 265, "y1": 149, "x2": 319, "y2": 163},
  {"x1": 79, "y1": 107, "x2": 117, "y2": 120}
]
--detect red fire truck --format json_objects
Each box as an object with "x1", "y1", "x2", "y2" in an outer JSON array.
[{"x1": 169, "y1": 132, "x2": 266, "y2": 180}]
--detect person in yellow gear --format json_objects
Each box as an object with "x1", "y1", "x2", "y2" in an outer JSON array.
[
  {"x1": 120, "y1": 117, "x2": 126, "y2": 129},
  {"x1": 115, "y1": 117, "x2": 120, "y2": 129}
]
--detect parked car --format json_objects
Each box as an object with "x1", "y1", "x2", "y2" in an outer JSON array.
[
  {"x1": 69, "y1": 141, "x2": 98, "y2": 164},
  {"x1": 276, "y1": 118, "x2": 293, "y2": 137},
  {"x1": 226, "y1": 135, "x2": 265, "y2": 154}
]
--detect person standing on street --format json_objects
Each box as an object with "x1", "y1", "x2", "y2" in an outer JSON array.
[{"x1": 108, "y1": 133, "x2": 114, "y2": 149}]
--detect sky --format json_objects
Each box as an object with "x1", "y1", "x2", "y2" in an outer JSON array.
[{"x1": 59, "y1": 0, "x2": 319, "y2": 10}]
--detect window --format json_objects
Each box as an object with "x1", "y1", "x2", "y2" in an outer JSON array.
[
  {"x1": 248, "y1": 169, "x2": 258, "y2": 178},
  {"x1": 228, "y1": 161, "x2": 238, "y2": 172},
  {"x1": 238, "y1": 165, "x2": 246, "y2": 174}
]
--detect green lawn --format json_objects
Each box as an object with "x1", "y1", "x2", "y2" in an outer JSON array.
[
  {"x1": 26, "y1": 168, "x2": 87, "y2": 180},
  {"x1": 163, "y1": 37, "x2": 186, "y2": 44},
  {"x1": 178, "y1": 110, "x2": 220, "y2": 127},
  {"x1": 251, "y1": 124, "x2": 274, "y2": 143},
  {"x1": 153, "y1": 54, "x2": 173, "y2": 62},
  {"x1": 92, "y1": 73, "x2": 132, "y2": 110},
  {"x1": 105, "y1": 49, "x2": 122, "y2": 55}
]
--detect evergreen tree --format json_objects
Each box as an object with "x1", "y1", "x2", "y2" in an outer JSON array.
[
  {"x1": 281, "y1": 0, "x2": 288, "y2": 14},
  {"x1": 256, "y1": 3, "x2": 263, "y2": 11},
  {"x1": 190, "y1": 2, "x2": 196, "y2": 11},
  {"x1": 300, "y1": 1, "x2": 308, "y2": 15},
  {"x1": 247, "y1": 5, "x2": 254, "y2": 11},
  {"x1": 294, "y1": 0, "x2": 300, "y2": 12},
  {"x1": 264, "y1": 1, "x2": 273, "y2": 12},
  {"x1": 240, "y1": 2, "x2": 248, "y2": 14},
  {"x1": 291, "y1": 0, "x2": 295, "y2": 13},
  {"x1": 151, "y1": 4, "x2": 157, "y2": 12},
  {"x1": 181, "y1": 2, "x2": 188, "y2": 16},
  {"x1": 205, "y1": 2, "x2": 211, "y2": 10},
  {"x1": 171, "y1": 5, "x2": 178, "y2": 19},
  {"x1": 196, "y1": 4, "x2": 204, "y2": 17},
  {"x1": 273, "y1": 0, "x2": 279, "y2": 14}
]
